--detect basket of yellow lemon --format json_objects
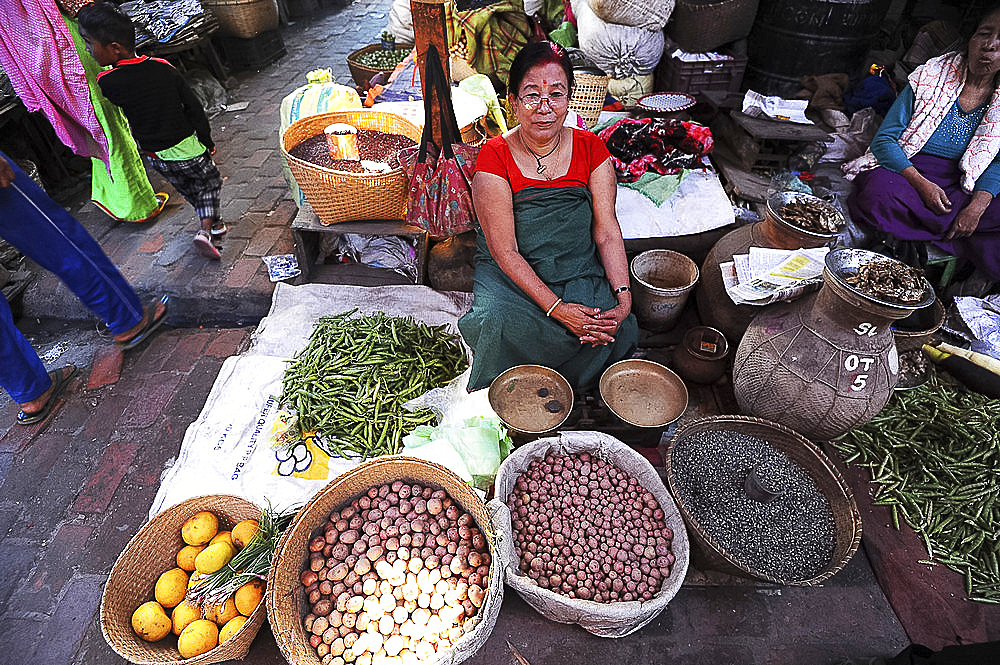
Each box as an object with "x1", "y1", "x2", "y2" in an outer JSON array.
[{"x1": 101, "y1": 495, "x2": 290, "y2": 664}]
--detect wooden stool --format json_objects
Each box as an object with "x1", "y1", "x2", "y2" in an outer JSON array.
[{"x1": 925, "y1": 244, "x2": 961, "y2": 290}]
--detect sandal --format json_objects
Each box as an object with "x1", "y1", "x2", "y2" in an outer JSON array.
[
  {"x1": 210, "y1": 221, "x2": 228, "y2": 237},
  {"x1": 115, "y1": 295, "x2": 169, "y2": 349},
  {"x1": 193, "y1": 230, "x2": 222, "y2": 259},
  {"x1": 17, "y1": 365, "x2": 78, "y2": 425}
]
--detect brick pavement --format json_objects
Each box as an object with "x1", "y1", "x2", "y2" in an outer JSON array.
[
  {"x1": 1, "y1": 0, "x2": 915, "y2": 662},
  {"x1": 0, "y1": 323, "x2": 251, "y2": 665},
  {"x1": 22, "y1": 0, "x2": 394, "y2": 328}
]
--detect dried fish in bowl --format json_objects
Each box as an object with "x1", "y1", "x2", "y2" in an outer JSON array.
[
  {"x1": 843, "y1": 260, "x2": 928, "y2": 304},
  {"x1": 779, "y1": 196, "x2": 843, "y2": 234}
]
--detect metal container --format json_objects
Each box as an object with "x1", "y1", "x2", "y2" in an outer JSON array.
[
  {"x1": 598, "y1": 359, "x2": 689, "y2": 428},
  {"x1": 487, "y1": 365, "x2": 574, "y2": 435},
  {"x1": 892, "y1": 299, "x2": 945, "y2": 354},
  {"x1": 733, "y1": 249, "x2": 934, "y2": 440},
  {"x1": 696, "y1": 192, "x2": 841, "y2": 343},
  {"x1": 746, "y1": 0, "x2": 892, "y2": 96},
  {"x1": 630, "y1": 249, "x2": 699, "y2": 332},
  {"x1": 672, "y1": 326, "x2": 730, "y2": 384}
]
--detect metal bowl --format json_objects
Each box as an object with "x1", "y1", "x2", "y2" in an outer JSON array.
[
  {"x1": 824, "y1": 248, "x2": 935, "y2": 311},
  {"x1": 766, "y1": 191, "x2": 844, "y2": 240},
  {"x1": 487, "y1": 365, "x2": 574, "y2": 435},
  {"x1": 599, "y1": 359, "x2": 688, "y2": 428}
]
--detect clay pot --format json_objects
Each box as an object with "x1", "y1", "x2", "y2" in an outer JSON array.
[
  {"x1": 696, "y1": 192, "x2": 840, "y2": 343},
  {"x1": 732, "y1": 249, "x2": 934, "y2": 440}
]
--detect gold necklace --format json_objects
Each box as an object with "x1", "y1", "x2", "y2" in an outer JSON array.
[{"x1": 520, "y1": 130, "x2": 561, "y2": 175}]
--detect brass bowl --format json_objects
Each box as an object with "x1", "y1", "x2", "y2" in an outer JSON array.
[
  {"x1": 599, "y1": 359, "x2": 689, "y2": 428},
  {"x1": 487, "y1": 365, "x2": 574, "y2": 435}
]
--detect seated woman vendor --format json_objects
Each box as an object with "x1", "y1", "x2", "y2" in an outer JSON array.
[
  {"x1": 846, "y1": 3, "x2": 1000, "y2": 282},
  {"x1": 458, "y1": 41, "x2": 638, "y2": 391}
]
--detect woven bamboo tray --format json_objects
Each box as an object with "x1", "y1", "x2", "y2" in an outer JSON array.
[
  {"x1": 281, "y1": 111, "x2": 422, "y2": 225},
  {"x1": 664, "y1": 415, "x2": 862, "y2": 585},
  {"x1": 267, "y1": 456, "x2": 503, "y2": 665},
  {"x1": 346, "y1": 43, "x2": 414, "y2": 87},
  {"x1": 101, "y1": 495, "x2": 266, "y2": 665},
  {"x1": 569, "y1": 72, "x2": 609, "y2": 129},
  {"x1": 202, "y1": 0, "x2": 278, "y2": 39}
]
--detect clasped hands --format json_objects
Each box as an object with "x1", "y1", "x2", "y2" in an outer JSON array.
[{"x1": 552, "y1": 301, "x2": 629, "y2": 346}]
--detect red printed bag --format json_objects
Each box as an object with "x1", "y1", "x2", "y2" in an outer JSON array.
[{"x1": 399, "y1": 44, "x2": 479, "y2": 238}]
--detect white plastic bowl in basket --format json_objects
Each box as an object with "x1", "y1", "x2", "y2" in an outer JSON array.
[{"x1": 488, "y1": 431, "x2": 689, "y2": 638}]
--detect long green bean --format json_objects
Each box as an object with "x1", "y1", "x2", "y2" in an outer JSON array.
[
  {"x1": 278, "y1": 310, "x2": 468, "y2": 459},
  {"x1": 833, "y1": 374, "x2": 1000, "y2": 603}
]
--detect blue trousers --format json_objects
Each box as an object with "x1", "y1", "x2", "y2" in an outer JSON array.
[{"x1": 0, "y1": 151, "x2": 143, "y2": 403}]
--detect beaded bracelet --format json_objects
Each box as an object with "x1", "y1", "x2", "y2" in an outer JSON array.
[{"x1": 613, "y1": 286, "x2": 631, "y2": 295}]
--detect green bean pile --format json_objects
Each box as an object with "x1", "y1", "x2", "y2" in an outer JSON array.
[
  {"x1": 833, "y1": 375, "x2": 1000, "y2": 603},
  {"x1": 279, "y1": 311, "x2": 468, "y2": 459}
]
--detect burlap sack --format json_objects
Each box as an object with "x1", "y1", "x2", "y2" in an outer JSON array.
[{"x1": 487, "y1": 431, "x2": 689, "y2": 638}]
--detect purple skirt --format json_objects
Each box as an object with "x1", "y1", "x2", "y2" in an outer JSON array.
[{"x1": 848, "y1": 153, "x2": 1000, "y2": 279}]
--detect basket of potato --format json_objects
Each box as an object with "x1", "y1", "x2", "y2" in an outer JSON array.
[
  {"x1": 101, "y1": 495, "x2": 270, "y2": 664},
  {"x1": 267, "y1": 456, "x2": 503, "y2": 665}
]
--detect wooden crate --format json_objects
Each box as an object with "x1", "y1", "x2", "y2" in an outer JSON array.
[{"x1": 291, "y1": 202, "x2": 428, "y2": 286}]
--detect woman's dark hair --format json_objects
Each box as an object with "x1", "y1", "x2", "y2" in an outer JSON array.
[
  {"x1": 77, "y1": 2, "x2": 136, "y2": 51},
  {"x1": 507, "y1": 41, "x2": 574, "y2": 97},
  {"x1": 963, "y1": 3, "x2": 1000, "y2": 54}
]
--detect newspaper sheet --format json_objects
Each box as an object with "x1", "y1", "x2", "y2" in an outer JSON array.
[{"x1": 723, "y1": 247, "x2": 829, "y2": 306}]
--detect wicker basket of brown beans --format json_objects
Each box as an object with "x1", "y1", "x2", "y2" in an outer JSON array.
[
  {"x1": 489, "y1": 431, "x2": 689, "y2": 638},
  {"x1": 267, "y1": 457, "x2": 502, "y2": 665}
]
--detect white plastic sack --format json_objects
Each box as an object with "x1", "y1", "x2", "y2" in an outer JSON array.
[
  {"x1": 615, "y1": 156, "x2": 735, "y2": 238},
  {"x1": 487, "y1": 431, "x2": 690, "y2": 638},
  {"x1": 607, "y1": 73, "x2": 653, "y2": 109},
  {"x1": 387, "y1": 0, "x2": 414, "y2": 43},
  {"x1": 573, "y1": 0, "x2": 664, "y2": 78},
  {"x1": 590, "y1": 0, "x2": 675, "y2": 31}
]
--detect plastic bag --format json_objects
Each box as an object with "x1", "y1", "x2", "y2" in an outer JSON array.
[
  {"x1": 279, "y1": 69, "x2": 362, "y2": 204},
  {"x1": 401, "y1": 368, "x2": 512, "y2": 492},
  {"x1": 185, "y1": 68, "x2": 227, "y2": 116}
]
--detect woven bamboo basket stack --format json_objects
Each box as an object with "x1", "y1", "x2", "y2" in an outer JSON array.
[
  {"x1": 101, "y1": 495, "x2": 266, "y2": 665},
  {"x1": 569, "y1": 72, "x2": 610, "y2": 129},
  {"x1": 281, "y1": 110, "x2": 422, "y2": 225},
  {"x1": 667, "y1": 0, "x2": 760, "y2": 53},
  {"x1": 201, "y1": 0, "x2": 278, "y2": 39},
  {"x1": 664, "y1": 415, "x2": 863, "y2": 586},
  {"x1": 267, "y1": 456, "x2": 503, "y2": 665}
]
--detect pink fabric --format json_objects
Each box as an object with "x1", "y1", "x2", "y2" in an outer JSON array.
[
  {"x1": 845, "y1": 52, "x2": 1000, "y2": 193},
  {"x1": 0, "y1": 0, "x2": 109, "y2": 163}
]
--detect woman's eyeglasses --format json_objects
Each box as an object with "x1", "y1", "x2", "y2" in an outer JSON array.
[{"x1": 519, "y1": 91, "x2": 569, "y2": 110}]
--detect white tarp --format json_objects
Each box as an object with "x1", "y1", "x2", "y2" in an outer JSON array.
[{"x1": 149, "y1": 283, "x2": 472, "y2": 518}]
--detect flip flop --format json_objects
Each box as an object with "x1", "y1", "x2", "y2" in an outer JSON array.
[
  {"x1": 115, "y1": 295, "x2": 169, "y2": 350},
  {"x1": 210, "y1": 222, "x2": 228, "y2": 237},
  {"x1": 193, "y1": 230, "x2": 222, "y2": 259},
  {"x1": 16, "y1": 365, "x2": 78, "y2": 426}
]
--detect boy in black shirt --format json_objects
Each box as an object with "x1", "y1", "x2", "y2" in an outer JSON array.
[{"x1": 77, "y1": 3, "x2": 225, "y2": 259}]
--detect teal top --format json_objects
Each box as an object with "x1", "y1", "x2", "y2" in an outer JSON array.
[
  {"x1": 458, "y1": 186, "x2": 638, "y2": 392},
  {"x1": 870, "y1": 84, "x2": 1000, "y2": 195}
]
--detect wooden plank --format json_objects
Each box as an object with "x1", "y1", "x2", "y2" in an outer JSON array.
[
  {"x1": 730, "y1": 110, "x2": 830, "y2": 142},
  {"x1": 713, "y1": 157, "x2": 771, "y2": 204}
]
